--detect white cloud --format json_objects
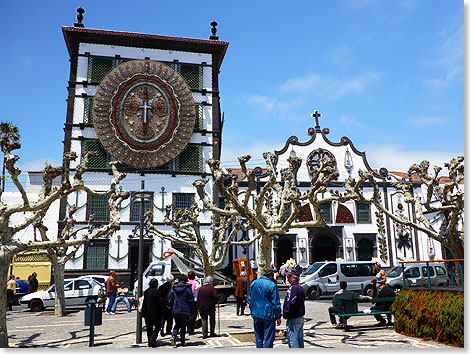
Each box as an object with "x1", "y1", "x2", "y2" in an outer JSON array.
[
  {"x1": 220, "y1": 142, "x2": 283, "y2": 168},
  {"x1": 245, "y1": 95, "x2": 277, "y2": 113},
  {"x1": 17, "y1": 158, "x2": 61, "y2": 172},
  {"x1": 409, "y1": 116, "x2": 448, "y2": 127},
  {"x1": 424, "y1": 23, "x2": 463, "y2": 88},
  {"x1": 281, "y1": 72, "x2": 380, "y2": 99},
  {"x1": 362, "y1": 143, "x2": 462, "y2": 173},
  {"x1": 244, "y1": 94, "x2": 306, "y2": 121},
  {"x1": 339, "y1": 114, "x2": 370, "y2": 130}
]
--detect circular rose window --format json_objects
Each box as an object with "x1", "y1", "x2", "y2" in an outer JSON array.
[{"x1": 92, "y1": 60, "x2": 196, "y2": 168}]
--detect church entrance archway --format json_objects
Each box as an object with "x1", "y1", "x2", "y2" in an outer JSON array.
[
  {"x1": 310, "y1": 233, "x2": 337, "y2": 263},
  {"x1": 274, "y1": 236, "x2": 295, "y2": 268},
  {"x1": 357, "y1": 239, "x2": 374, "y2": 261}
]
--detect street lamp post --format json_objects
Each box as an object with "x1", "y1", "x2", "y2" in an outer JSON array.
[{"x1": 134, "y1": 181, "x2": 152, "y2": 344}]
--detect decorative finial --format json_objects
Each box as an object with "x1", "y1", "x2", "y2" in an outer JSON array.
[
  {"x1": 311, "y1": 110, "x2": 322, "y2": 131},
  {"x1": 74, "y1": 7, "x2": 85, "y2": 28},
  {"x1": 209, "y1": 21, "x2": 219, "y2": 40}
]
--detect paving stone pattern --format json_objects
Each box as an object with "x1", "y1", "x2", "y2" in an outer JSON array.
[{"x1": 7, "y1": 297, "x2": 451, "y2": 349}]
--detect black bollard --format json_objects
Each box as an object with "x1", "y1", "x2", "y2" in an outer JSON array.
[
  {"x1": 84, "y1": 300, "x2": 102, "y2": 347},
  {"x1": 88, "y1": 301, "x2": 96, "y2": 347}
]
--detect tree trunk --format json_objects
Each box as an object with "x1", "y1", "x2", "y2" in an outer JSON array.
[
  {"x1": 51, "y1": 256, "x2": 67, "y2": 316},
  {"x1": 0, "y1": 248, "x2": 12, "y2": 347},
  {"x1": 256, "y1": 234, "x2": 272, "y2": 278},
  {"x1": 1, "y1": 156, "x2": 5, "y2": 192}
]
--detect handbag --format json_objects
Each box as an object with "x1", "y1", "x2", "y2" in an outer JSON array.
[{"x1": 138, "y1": 296, "x2": 144, "y2": 312}]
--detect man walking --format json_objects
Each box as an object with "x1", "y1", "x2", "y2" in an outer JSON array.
[
  {"x1": 235, "y1": 271, "x2": 247, "y2": 316},
  {"x1": 141, "y1": 279, "x2": 165, "y2": 347},
  {"x1": 158, "y1": 274, "x2": 174, "y2": 336},
  {"x1": 27, "y1": 272, "x2": 38, "y2": 294},
  {"x1": 6, "y1": 275, "x2": 16, "y2": 310},
  {"x1": 282, "y1": 269, "x2": 305, "y2": 348},
  {"x1": 248, "y1": 265, "x2": 282, "y2": 348},
  {"x1": 197, "y1": 275, "x2": 218, "y2": 338},
  {"x1": 105, "y1": 270, "x2": 118, "y2": 315}
]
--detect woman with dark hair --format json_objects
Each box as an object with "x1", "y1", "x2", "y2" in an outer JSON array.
[
  {"x1": 141, "y1": 278, "x2": 165, "y2": 347},
  {"x1": 170, "y1": 274, "x2": 194, "y2": 347}
]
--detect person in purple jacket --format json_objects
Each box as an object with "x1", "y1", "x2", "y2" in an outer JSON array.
[{"x1": 282, "y1": 269, "x2": 305, "y2": 348}]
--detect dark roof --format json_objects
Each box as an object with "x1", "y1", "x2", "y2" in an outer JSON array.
[
  {"x1": 221, "y1": 168, "x2": 267, "y2": 181},
  {"x1": 62, "y1": 26, "x2": 229, "y2": 70}
]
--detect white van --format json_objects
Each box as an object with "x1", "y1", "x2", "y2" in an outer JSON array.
[
  {"x1": 299, "y1": 261, "x2": 376, "y2": 300},
  {"x1": 133, "y1": 260, "x2": 171, "y2": 297}
]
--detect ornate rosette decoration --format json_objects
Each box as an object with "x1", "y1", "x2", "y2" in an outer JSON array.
[
  {"x1": 306, "y1": 148, "x2": 337, "y2": 176},
  {"x1": 93, "y1": 60, "x2": 196, "y2": 168}
]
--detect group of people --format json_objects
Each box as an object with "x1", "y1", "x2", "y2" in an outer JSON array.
[
  {"x1": 6, "y1": 272, "x2": 39, "y2": 311},
  {"x1": 328, "y1": 262, "x2": 396, "y2": 328},
  {"x1": 140, "y1": 270, "x2": 219, "y2": 347},
  {"x1": 101, "y1": 261, "x2": 393, "y2": 349}
]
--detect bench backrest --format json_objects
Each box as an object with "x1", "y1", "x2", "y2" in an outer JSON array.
[{"x1": 333, "y1": 297, "x2": 395, "y2": 305}]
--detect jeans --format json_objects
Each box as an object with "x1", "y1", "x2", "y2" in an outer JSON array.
[
  {"x1": 187, "y1": 302, "x2": 197, "y2": 334},
  {"x1": 286, "y1": 316, "x2": 304, "y2": 348},
  {"x1": 200, "y1": 309, "x2": 216, "y2": 337},
  {"x1": 172, "y1": 313, "x2": 189, "y2": 344},
  {"x1": 106, "y1": 292, "x2": 117, "y2": 313},
  {"x1": 253, "y1": 317, "x2": 276, "y2": 348},
  {"x1": 111, "y1": 295, "x2": 130, "y2": 311}
]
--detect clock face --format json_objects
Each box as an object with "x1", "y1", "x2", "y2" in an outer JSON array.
[{"x1": 92, "y1": 60, "x2": 196, "y2": 168}]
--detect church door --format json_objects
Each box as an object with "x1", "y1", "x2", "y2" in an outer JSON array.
[
  {"x1": 311, "y1": 234, "x2": 336, "y2": 263},
  {"x1": 357, "y1": 239, "x2": 374, "y2": 261},
  {"x1": 129, "y1": 241, "x2": 152, "y2": 290},
  {"x1": 275, "y1": 238, "x2": 293, "y2": 268}
]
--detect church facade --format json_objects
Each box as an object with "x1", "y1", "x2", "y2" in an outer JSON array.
[
  {"x1": 233, "y1": 113, "x2": 446, "y2": 270},
  {"x1": 58, "y1": 13, "x2": 228, "y2": 286}
]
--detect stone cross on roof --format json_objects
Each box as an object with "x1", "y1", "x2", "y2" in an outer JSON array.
[{"x1": 311, "y1": 110, "x2": 322, "y2": 131}]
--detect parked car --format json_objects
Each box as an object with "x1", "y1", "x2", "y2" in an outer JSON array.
[
  {"x1": 299, "y1": 261, "x2": 376, "y2": 300},
  {"x1": 386, "y1": 262, "x2": 448, "y2": 294},
  {"x1": 13, "y1": 279, "x2": 29, "y2": 305},
  {"x1": 20, "y1": 278, "x2": 102, "y2": 312},
  {"x1": 78, "y1": 274, "x2": 107, "y2": 286}
]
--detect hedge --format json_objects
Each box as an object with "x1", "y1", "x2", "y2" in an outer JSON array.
[{"x1": 391, "y1": 289, "x2": 464, "y2": 347}]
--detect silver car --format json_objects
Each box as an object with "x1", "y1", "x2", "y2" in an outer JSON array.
[{"x1": 386, "y1": 263, "x2": 448, "y2": 293}]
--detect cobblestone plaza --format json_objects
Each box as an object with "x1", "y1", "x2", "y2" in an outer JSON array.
[{"x1": 7, "y1": 296, "x2": 451, "y2": 349}]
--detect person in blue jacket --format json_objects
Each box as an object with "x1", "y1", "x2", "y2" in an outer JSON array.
[
  {"x1": 282, "y1": 269, "x2": 305, "y2": 348},
  {"x1": 170, "y1": 274, "x2": 194, "y2": 347},
  {"x1": 248, "y1": 265, "x2": 282, "y2": 348}
]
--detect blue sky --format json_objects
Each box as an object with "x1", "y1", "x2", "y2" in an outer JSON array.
[{"x1": 0, "y1": 1, "x2": 464, "y2": 189}]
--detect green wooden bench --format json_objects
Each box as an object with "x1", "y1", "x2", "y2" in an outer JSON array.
[{"x1": 331, "y1": 297, "x2": 395, "y2": 331}]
